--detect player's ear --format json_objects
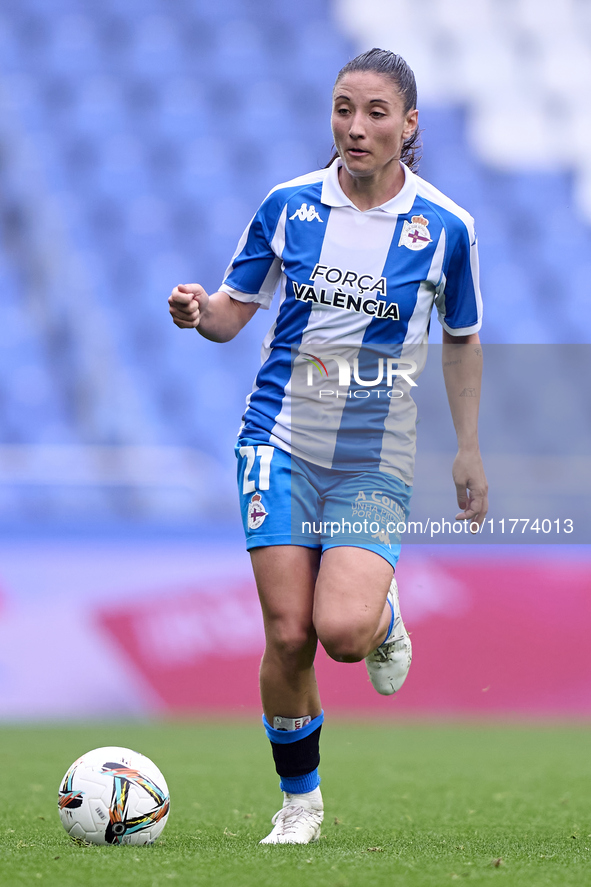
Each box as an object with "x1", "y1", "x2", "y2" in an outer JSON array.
[{"x1": 403, "y1": 109, "x2": 419, "y2": 140}]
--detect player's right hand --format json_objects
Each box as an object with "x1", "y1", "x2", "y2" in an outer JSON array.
[{"x1": 168, "y1": 283, "x2": 209, "y2": 328}]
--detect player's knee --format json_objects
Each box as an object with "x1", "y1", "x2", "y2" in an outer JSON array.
[
  {"x1": 265, "y1": 620, "x2": 315, "y2": 661},
  {"x1": 322, "y1": 637, "x2": 366, "y2": 663},
  {"x1": 317, "y1": 625, "x2": 369, "y2": 663}
]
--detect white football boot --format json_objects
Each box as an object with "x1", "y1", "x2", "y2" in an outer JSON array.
[
  {"x1": 365, "y1": 575, "x2": 412, "y2": 695},
  {"x1": 259, "y1": 787, "x2": 324, "y2": 844}
]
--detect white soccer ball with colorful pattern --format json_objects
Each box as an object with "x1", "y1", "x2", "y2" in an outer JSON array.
[{"x1": 58, "y1": 746, "x2": 170, "y2": 845}]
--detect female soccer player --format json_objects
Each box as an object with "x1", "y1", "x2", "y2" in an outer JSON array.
[{"x1": 169, "y1": 48, "x2": 488, "y2": 845}]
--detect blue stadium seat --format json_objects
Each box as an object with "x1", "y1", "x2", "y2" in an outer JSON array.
[{"x1": 0, "y1": 0, "x2": 589, "y2": 526}]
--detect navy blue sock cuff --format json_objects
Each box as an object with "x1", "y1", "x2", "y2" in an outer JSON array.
[
  {"x1": 280, "y1": 769, "x2": 321, "y2": 794},
  {"x1": 262, "y1": 711, "x2": 324, "y2": 744}
]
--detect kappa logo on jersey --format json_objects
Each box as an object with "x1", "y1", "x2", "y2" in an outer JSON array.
[
  {"x1": 247, "y1": 493, "x2": 268, "y2": 530},
  {"x1": 399, "y1": 215, "x2": 432, "y2": 251},
  {"x1": 289, "y1": 203, "x2": 324, "y2": 222}
]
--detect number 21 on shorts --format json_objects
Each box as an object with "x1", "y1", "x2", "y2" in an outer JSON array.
[{"x1": 240, "y1": 445, "x2": 274, "y2": 494}]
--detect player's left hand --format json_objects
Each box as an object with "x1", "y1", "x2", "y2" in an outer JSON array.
[{"x1": 452, "y1": 450, "x2": 488, "y2": 531}]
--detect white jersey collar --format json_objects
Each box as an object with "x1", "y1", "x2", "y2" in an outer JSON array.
[{"x1": 321, "y1": 158, "x2": 417, "y2": 215}]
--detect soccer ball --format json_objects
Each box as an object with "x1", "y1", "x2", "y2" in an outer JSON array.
[{"x1": 58, "y1": 746, "x2": 170, "y2": 845}]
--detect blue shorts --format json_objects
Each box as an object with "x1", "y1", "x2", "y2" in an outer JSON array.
[{"x1": 236, "y1": 438, "x2": 412, "y2": 570}]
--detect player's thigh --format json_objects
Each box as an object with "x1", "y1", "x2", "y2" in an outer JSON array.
[
  {"x1": 237, "y1": 440, "x2": 324, "y2": 648},
  {"x1": 313, "y1": 545, "x2": 392, "y2": 643},
  {"x1": 312, "y1": 466, "x2": 410, "y2": 646},
  {"x1": 250, "y1": 545, "x2": 321, "y2": 651}
]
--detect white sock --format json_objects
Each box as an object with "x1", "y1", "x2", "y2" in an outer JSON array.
[{"x1": 284, "y1": 786, "x2": 323, "y2": 806}]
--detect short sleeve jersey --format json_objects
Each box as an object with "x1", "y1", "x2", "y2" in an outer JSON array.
[{"x1": 221, "y1": 160, "x2": 482, "y2": 484}]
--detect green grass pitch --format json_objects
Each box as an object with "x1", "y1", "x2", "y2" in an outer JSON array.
[{"x1": 1, "y1": 720, "x2": 590, "y2": 886}]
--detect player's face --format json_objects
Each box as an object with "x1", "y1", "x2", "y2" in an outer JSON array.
[{"x1": 331, "y1": 72, "x2": 418, "y2": 179}]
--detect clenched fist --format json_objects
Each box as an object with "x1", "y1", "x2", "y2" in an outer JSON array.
[{"x1": 168, "y1": 283, "x2": 210, "y2": 328}]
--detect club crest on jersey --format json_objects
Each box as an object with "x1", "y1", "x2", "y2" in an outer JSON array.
[
  {"x1": 289, "y1": 203, "x2": 324, "y2": 222},
  {"x1": 247, "y1": 493, "x2": 268, "y2": 530},
  {"x1": 399, "y1": 215, "x2": 432, "y2": 251}
]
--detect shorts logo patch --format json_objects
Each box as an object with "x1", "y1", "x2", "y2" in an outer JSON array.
[
  {"x1": 247, "y1": 493, "x2": 268, "y2": 530},
  {"x1": 352, "y1": 490, "x2": 407, "y2": 546},
  {"x1": 398, "y1": 215, "x2": 432, "y2": 251}
]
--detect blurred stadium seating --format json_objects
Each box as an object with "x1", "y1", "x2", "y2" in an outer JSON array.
[
  {"x1": 0, "y1": 0, "x2": 589, "y2": 721},
  {"x1": 341, "y1": 0, "x2": 591, "y2": 338},
  {"x1": 0, "y1": 0, "x2": 589, "y2": 529}
]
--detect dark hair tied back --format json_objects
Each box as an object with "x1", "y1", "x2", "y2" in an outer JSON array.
[{"x1": 326, "y1": 48, "x2": 422, "y2": 172}]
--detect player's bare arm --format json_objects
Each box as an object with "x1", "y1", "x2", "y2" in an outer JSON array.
[
  {"x1": 442, "y1": 330, "x2": 488, "y2": 528},
  {"x1": 168, "y1": 284, "x2": 259, "y2": 343}
]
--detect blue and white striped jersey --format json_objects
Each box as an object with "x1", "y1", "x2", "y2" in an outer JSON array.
[{"x1": 220, "y1": 160, "x2": 482, "y2": 483}]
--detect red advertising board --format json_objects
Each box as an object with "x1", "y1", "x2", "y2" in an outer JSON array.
[{"x1": 97, "y1": 555, "x2": 591, "y2": 716}]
